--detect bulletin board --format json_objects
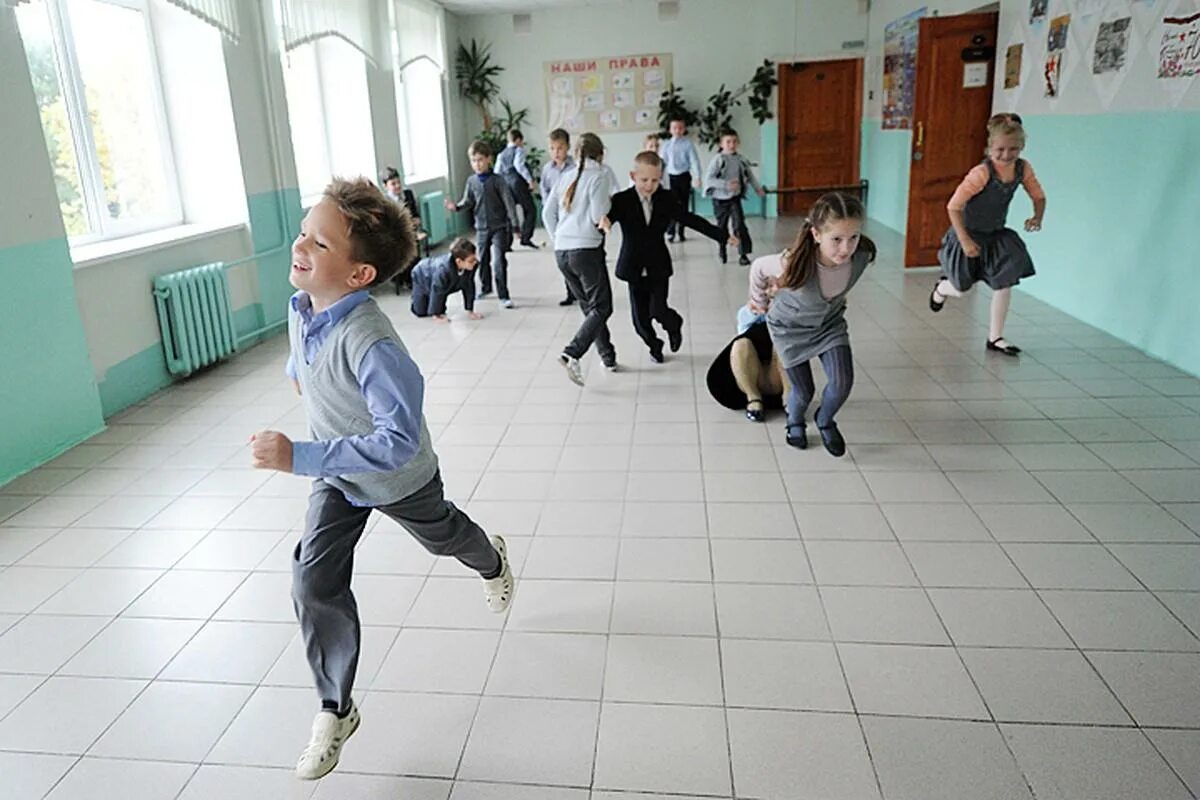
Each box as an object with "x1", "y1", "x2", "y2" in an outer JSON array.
[{"x1": 544, "y1": 53, "x2": 673, "y2": 134}]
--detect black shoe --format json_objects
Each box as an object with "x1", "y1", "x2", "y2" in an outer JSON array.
[
  {"x1": 745, "y1": 400, "x2": 764, "y2": 422},
  {"x1": 668, "y1": 233, "x2": 676, "y2": 243},
  {"x1": 559, "y1": 296, "x2": 576, "y2": 306},
  {"x1": 987, "y1": 338, "x2": 1021, "y2": 356},
  {"x1": 785, "y1": 426, "x2": 807, "y2": 449},
  {"x1": 678, "y1": 232, "x2": 686, "y2": 242},
  {"x1": 719, "y1": 248, "x2": 727, "y2": 264},
  {"x1": 480, "y1": 290, "x2": 492, "y2": 298},
  {"x1": 649, "y1": 346, "x2": 664, "y2": 364},
  {"x1": 738, "y1": 255, "x2": 751, "y2": 266},
  {"x1": 814, "y1": 407, "x2": 846, "y2": 457},
  {"x1": 668, "y1": 326, "x2": 683, "y2": 353},
  {"x1": 929, "y1": 282, "x2": 945, "y2": 313}
]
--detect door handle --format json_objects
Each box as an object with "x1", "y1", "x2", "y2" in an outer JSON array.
[{"x1": 915, "y1": 121, "x2": 924, "y2": 149}]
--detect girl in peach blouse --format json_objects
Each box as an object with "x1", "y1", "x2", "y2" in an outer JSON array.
[{"x1": 929, "y1": 113, "x2": 1046, "y2": 356}]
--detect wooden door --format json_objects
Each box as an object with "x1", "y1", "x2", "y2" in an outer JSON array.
[
  {"x1": 778, "y1": 59, "x2": 863, "y2": 216},
  {"x1": 904, "y1": 11, "x2": 999, "y2": 266}
]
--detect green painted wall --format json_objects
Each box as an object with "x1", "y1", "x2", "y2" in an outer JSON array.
[
  {"x1": 247, "y1": 187, "x2": 303, "y2": 329},
  {"x1": 92, "y1": 187, "x2": 302, "y2": 420},
  {"x1": 0, "y1": 237, "x2": 104, "y2": 483},
  {"x1": 1018, "y1": 112, "x2": 1200, "y2": 377},
  {"x1": 861, "y1": 121, "x2": 911, "y2": 234}
]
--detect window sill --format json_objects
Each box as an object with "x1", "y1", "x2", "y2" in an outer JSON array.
[
  {"x1": 71, "y1": 221, "x2": 248, "y2": 269},
  {"x1": 405, "y1": 173, "x2": 447, "y2": 187}
]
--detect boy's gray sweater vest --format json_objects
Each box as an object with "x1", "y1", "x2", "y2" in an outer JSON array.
[{"x1": 289, "y1": 298, "x2": 438, "y2": 505}]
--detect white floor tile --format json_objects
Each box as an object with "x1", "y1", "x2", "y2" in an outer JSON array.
[{"x1": 593, "y1": 702, "x2": 730, "y2": 797}]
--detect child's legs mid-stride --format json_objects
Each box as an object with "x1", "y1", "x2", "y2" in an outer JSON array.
[
  {"x1": 293, "y1": 475, "x2": 501, "y2": 713},
  {"x1": 557, "y1": 248, "x2": 615, "y2": 363},
  {"x1": 485, "y1": 227, "x2": 511, "y2": 300},
  {"x1": 628, "y1": 280, "x2": 661, "y2": 352},
  {"x1": 474, "y1": 229, "x2": 493, "y2": 294},
  {"x1": 508, "y1": 178, "x2": 537, "y2": 244},
  {"x1": 727, "y1": 200, "x2": 751, "y2": 256},
  {"x1": 783, "y1": 345, "x2": 854, "y2": 433},
  {"x1": 292, "y1": 480, "x2": 373, "y2": 714}
]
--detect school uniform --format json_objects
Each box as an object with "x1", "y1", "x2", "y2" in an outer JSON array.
[
  {"x1": 659, "y1": 135, "x2": 702, "y2": 239},
  {"x1": 409, "y1": 254, "x2": 475, "y2": 317},
  {"x1": 607, "y1": 185, "x2": 726, "y2": 358},
  {"x1": 542, "y1": 157, "x2": 577, "y2": 302},
  {"x1": 497, "y1": 143, "x2": 538, "y2": 245},
  {"x1": 543, "y1": 158, "x2": 616, "y2": 365},
  {"x1": 285, "y1": 290, "x2": 500, "y2": 713},
  {"x1": 704, "y1": 152, "x2": 762, "y2": 259},
  {"x1": 451, "y1": 172, "x2": 518, "y2": 299}
]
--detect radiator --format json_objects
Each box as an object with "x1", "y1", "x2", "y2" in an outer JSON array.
[
  {"x1": 419, "y1": 190, "x2": 449, "y2": 246},
  {"x1": 152, "y1": 263, "x2": 238, "y2": 377}
]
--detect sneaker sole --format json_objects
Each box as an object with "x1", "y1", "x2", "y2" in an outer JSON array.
[{"x1": 296, "y1": 713, "x2": 361, "y2": 780}]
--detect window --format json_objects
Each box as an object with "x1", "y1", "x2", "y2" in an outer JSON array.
[
  {"x1": 395, "y1": 57, "x2": 449, "y2": 183},
  {"x1": 281, "y1": 38, "x2": 377, "y2": 204},
  {"x1": 392, "y1": 0, "x2": 448, "y2": 182},
  {"x1": 16, "y1": 0, "x2": 183, "y2": 242}
]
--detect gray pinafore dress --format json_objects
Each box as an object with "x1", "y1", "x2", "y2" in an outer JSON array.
[
  {"x1": 938, "y1": 158, "x2": 1036, "y2": 292},
  {"x1": 766, "y1": 249, "x2": 873, "y2": 369}
]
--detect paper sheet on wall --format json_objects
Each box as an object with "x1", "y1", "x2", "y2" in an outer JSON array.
[
  {"x1": 1158, "y1": 11, "x2": 1200, "y2": 78},
  {"x1": 544, "y1": 54, "x2": 673, "y2": 133}
]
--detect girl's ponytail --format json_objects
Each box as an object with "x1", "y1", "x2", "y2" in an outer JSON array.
[{"x1": 563, "y1": 132, "x2": 604, "y2": 212}]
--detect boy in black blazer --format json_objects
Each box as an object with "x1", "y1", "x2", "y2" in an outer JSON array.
[{"x1": 601, "y1": 151, "x2": 737, "y2": 362}]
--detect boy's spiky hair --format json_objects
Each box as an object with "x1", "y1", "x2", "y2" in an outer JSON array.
[{"x1": 323, "y1": 177, "x2": 417, "y2": 287}]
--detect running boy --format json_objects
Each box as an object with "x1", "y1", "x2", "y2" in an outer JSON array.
[
  {"x1": 496, "y1": 128, "x2": 540, "y2": 248},
  {"x1": 659, "y1": 116, "x2": 702, "y2": 241},
  {"x1": 252, "y1": 178, "x2": 514, "y2": 780},
  {"x1": 600, "y1": 151, "x2": 736, "y2": 362},
  {"x1": 541, "y1": 128, "x2": 577, "y2": 306},
  {"x1": 445, "y1": 141, "x2": 519, "y2": 307},
  {"x1": 704, "y1": 128, "x2": 767, "y2": 265}
]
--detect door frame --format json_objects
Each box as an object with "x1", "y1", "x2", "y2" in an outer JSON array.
[
  {"x1": 903, "y1": 10, "x2": 999, "y2": 266},
  {"x1": 776, "y1": 57, "x2": 865, "y2": 216}
]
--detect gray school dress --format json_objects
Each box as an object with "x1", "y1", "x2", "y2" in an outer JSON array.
[
  {"x1": 938, "y1": 158, "x2": 1036, "y2": 291},
  {"x1": 766, "y1": 248, "x2": 873, "y2": 369}
]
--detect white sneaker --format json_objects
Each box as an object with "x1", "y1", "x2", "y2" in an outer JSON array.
[
  {"x1": 295, "y1": 703, "x2": 360, "y2": 780},
  {"x1": 501, "y1": 299, "x2": 515, "y2": 308},
  {"x1": 560, "y1": 354, "x2": 585, "y2": 386},
  {"x1": 483, "y1": 535, "x2": 515, "y2": 613}
]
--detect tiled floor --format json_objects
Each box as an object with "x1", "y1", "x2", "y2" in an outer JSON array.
[{"x1": 2, "y1": 220, "x2": 1199, "y2": 799}]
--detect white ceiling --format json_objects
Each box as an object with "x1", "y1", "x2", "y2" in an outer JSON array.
[{"x1": 436, "y1": 0, "x2": 635, "y2": 15}]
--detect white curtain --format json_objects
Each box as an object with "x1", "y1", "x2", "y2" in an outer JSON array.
[
  {"x1": 280, "y1": 0, "x2": 377, "y2": 65},
  {"x1": 162, "y1": 0, "x2": 240, "y2": 43},
  {"x1": 393, "y1": 0, "x2": 443, "y2": 73}
]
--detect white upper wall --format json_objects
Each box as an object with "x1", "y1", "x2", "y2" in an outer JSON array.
[
  {"x1": 993, "y1": 0, "x2": 1200, "y2": 115},
  {"x1": 454, "y1": 0, "x2": 869, "y2": 173}
]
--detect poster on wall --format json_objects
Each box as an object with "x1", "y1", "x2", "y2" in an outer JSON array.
[
  {"x1": 1048, "y1": 14, "x2": 1072, "y2": 51},
  {"x1": 544, "y1": 53, "x2": 673, "y2": 134},
  {"x1": 882, "y1": 6, "x2": 925, "y2": 130},
  {"x1": 1030, "y1": 0, "x2": 1048, "y2": 25},
  {"x1": 1045, "y1": 13, "x2": 1070, "y2": 97},
  {"x1": 1005, "y1": 43, "x2": 1024, "y2": 88},
  {"x1": 1094, "y1": 17, "x2": 1132, "y2": 74},
  {"x1": 1158, "y1": 12, "x2": 1200, "y2": 78}
]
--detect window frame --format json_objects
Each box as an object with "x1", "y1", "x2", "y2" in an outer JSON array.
[
  {"x1": 38, "y1": 0, "x2": 184, "y2": 244},
  {"x1": 394, "y1": 54, "x2": 449, "y2": 185}
]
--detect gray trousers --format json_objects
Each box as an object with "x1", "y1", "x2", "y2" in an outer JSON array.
[
  {"x1": 556, "y1": 247, "x2": 615, "y2": 363},
  {"x1": 292, "y1": 473, "x2": 500, "y2": 712}
]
